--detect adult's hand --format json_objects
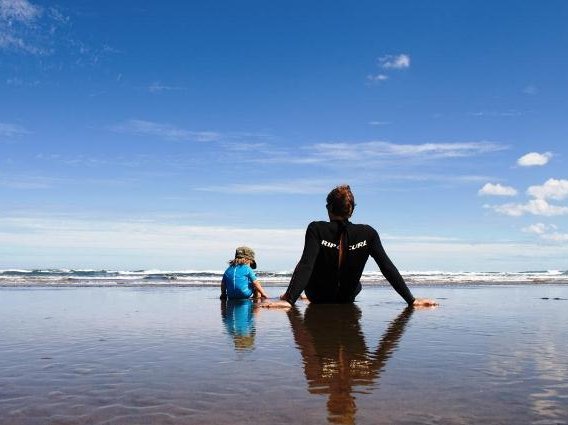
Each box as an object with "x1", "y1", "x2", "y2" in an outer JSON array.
[{"x1": 412, "y1": 298, "x2": 439, "y2": 308}]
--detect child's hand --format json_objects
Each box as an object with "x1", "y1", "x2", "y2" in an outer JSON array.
[{"x1": 258, "y1": 300, "x2": 292, "y2": 309}]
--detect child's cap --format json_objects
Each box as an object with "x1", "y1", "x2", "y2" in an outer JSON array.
[{"x1": 235, "y1": 246, "x2": 257, "y2": 269}]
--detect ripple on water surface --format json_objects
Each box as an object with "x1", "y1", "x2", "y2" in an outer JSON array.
[{"x1": 0, "y1": 285, "x2": 567, "y2": 424}]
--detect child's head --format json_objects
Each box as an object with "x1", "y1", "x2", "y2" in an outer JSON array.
[{"x1": 230, "y1": 246, "x2": 257, "y2": 269}]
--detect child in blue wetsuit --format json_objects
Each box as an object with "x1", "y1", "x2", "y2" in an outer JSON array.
[{"x1": 220, "y1": 246, "x2": 269, "y2": 299}]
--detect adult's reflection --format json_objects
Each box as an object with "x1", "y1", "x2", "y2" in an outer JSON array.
[
  {"x1": 287, "y1": 305, "x2": 414, "y2": 425},
  {"x1": 220, "y1": 299, "x2": 257, "y2": 351}
]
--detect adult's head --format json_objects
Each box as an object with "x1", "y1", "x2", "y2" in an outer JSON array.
[{"x1": 326, "y1": 185, "x2": 356, "y2": 220}]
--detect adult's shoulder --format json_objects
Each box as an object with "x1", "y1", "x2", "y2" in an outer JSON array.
[
  {"x1": 306, "y1": 220, "x2": 328, "y2": 230},
  {"x1": 350, "y1": 222, "x2": 377, "y2": 231},
  {"x1": 351, "y1": 223, "x2": 379, "y2": 237}
]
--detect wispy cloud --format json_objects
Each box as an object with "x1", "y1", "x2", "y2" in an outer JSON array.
[
  {"x1": 222, "y1": 142, "x2": 269, "y2": 152},
  {"x1": 197, "y1": 179, "x2": 333, "y2": 195},
  {"x1": 523, "y1": 85, "x2": 538, "y2": 95},
  {"x1": 517, "y1": 152, "x2": 552, "y2": 167},
  {"x1": 378, "y1": 53, "x2": 410, "y2": 69},
  {"x1": 308, "y1": 141, "x2": 506, "y2": 162},
  {"x1": 111, "y1": 119, "x2": 221, "y2": 142},
  {"x1": 1, "y1": 0, "x2": 114, "y2": 67},
  {"x1": 368, "y1": 121, "x2": 390, "y2": 126},
  {"x1": 469, "y1": 110, "x2": 523, "y2": 117},
  {"x1": 0, "y1": 0, "x2": 40, "y2": 22},
  {"x1": 5, "y1": 76, "x2": 40, "y2": 86},
  {"x1": 147, "y1": 81, "x2": 187, "y2": 94},
  {"x1": 0, "y1": 32, "x2": 44, "y2": 54},
  {"x1": 0, "y1": 122, "x2": 29, "y2": 139},
  {"x1": 0, "y1": 0, "x2": 56, "y2": 55},
  {"x1": 34, "y1": 153, "x2": 150, "y2": 169},
  {"x1": 232, "y1": 140, "x2": 508, "y2": 171},
  {"x1": 0, "y1": 174, "x2": 57, "y2": 189},
  {"x1": 0, "y1": 172, "x2": 138, "y2": 189},
  {"x1": 478, "y1": 183, "x2": 518, "y2": 197}
]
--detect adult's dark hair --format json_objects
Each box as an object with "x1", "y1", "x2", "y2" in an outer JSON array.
[{"x1": 326, "y1": 185, "x2": 356, "y2": 219}]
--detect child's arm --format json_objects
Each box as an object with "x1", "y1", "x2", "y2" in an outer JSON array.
[
  {"x1": 220, "y1": 278, "x2": 227, "y2": 299},
  {"x1": 253, "y1": 280, "x2": 269, "y2": 299}
]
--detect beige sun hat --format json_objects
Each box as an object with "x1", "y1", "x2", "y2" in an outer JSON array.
[{"x1": 235, "y1": 246, "x2": 257, "y2": 269}]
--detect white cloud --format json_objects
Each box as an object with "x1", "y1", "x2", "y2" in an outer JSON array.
[
  {"x1": 522, "y1": 223, "x2": 551, "y2": 235},
  {"x1": 517, "y1": 152, "x2": 552, "y2": 167},
  {"x1": 366, "y1": 73, "x2": 389, "y2": 83},
  {"x1": 0, "y1": 215, "x2": 306, "y2": 269},
  {"x1": 479, "y1": 183, "x2": 518, "y2": 197},
  {"x1": 522, "y1": 223, "x2": 568, "y2": 243},
  {"x1": 3, "y1": 213, "x2": 568, "y2": 271},
  {"x1": 541, "y1": 232, "x2": 568, "y2": 242},
  {"x1": 526, "y1": 179, "x2": 568, "y2": 200},
  {"x1": 379, "y1": 54, "x2": 410, "y2": 69},
  {"x1": 368, "y1": 121, "x2": 390, "y2": 126},
  {"x1": 111, "y1": 119, "x2": 221, "y2": 142},
  {"x1": 493, "y1": 199, "x2": 568, "y2": 217},
  {"x1": 490, "y1": 179, "x2": 568, "y2": 218}
]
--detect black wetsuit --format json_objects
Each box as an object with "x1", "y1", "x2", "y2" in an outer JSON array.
[{"x1": 282, "y1": 220, "x2": 415, "y2": 305}]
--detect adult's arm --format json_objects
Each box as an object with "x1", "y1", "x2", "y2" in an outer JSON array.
[
  {"x1": 282, "y1": 222, "x2": 321, "y2": 304},
  {"x1": 369, "y1": 228, "x2": 415, "y2": 305},
  {"x1": 371, "y1": 307, "x2": 414, "y2": 372}
]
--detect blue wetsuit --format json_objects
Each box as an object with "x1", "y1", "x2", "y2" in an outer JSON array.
[{"x1": 222, "y1": 264, "x2": 258, "y2": 299}]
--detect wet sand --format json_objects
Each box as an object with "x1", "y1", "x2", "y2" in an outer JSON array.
[{"x1": 1, "y1": 285, "x2": 567, "y2": 424}]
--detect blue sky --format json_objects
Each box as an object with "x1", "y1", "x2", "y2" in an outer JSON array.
[{"x1": 1, "y1": 0, "x2": 567, "y2": 271}]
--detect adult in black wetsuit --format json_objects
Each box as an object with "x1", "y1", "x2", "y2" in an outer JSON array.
[{"x1": 263, "y1": 185, "x2": 437, "y2": 308}]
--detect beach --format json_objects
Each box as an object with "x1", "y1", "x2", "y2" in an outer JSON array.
[{"x1": 1, "y1": 284, "x2": 567, "y2": 424}]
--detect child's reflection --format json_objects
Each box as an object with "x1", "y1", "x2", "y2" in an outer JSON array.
[
  {"x1": 220, "y1": 299, "x2": 258, "y2": 351},
  {"x1": 287, "y1": 304, "x2": 414, "y2": 425}
]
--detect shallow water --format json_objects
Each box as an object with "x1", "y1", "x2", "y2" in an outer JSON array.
[{"x1": 0, "y1": 285, "x2": 567, "y2": 424}]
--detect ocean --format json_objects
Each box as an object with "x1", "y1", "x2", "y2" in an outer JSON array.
[{"x1": 1, "y1": 268, "x2": 567, "y2": 287}]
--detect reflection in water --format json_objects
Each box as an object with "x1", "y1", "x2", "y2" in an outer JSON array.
[
  {"x1": 287, "y1": 305, "x2": 414, "y2": 425},
  {"x1": 220, "y1": 299, "x2": 257, "y2": 351}
]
